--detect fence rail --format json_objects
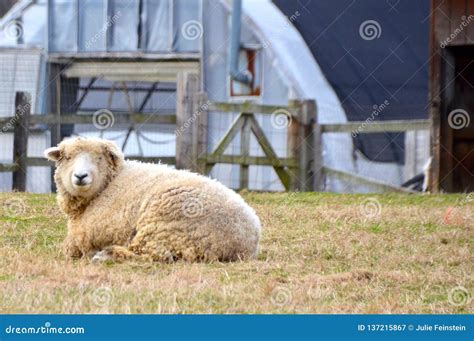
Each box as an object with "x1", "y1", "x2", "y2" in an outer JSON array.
[
  {"x1": 0, "y1": 157, "x2": 177, "y2": 172},
  {"x1": 207, "y1": 102, "x2": 295, "y2": 115},
  {"x1": 0, "y1": 91, "x2": 178, "y2": 191},
  {"x1": 322, "y1": 166, "x2": 416, "y2": 193},
  {"x1": 0, "y1": 113, "x2": 176, "y2": 127},
  {"x1": 321, "y1": 119, "x2": 430, "y2": 133}
]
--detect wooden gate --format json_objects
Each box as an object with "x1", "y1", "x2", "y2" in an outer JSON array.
[{"x1": 175, "y1": 76, "x2": 320, "y2": 192}]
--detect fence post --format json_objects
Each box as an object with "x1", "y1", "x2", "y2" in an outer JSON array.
[
  {"x1": 298, "y1": 100, "x2": 316, "y2": 191},
  {"x1": 287, "y1": 99, "x2": 321, "y2": 192},
  {"x1": 303, "y1": 100, "x2": 323, "y2": 191},
  {"x1": 287, "y1": 100, "x2": 301, "y2": 191},
  {"x1": 195, "y1": 92, "x2": 208, "y2": 174},
  {"x1": 239, "y1": 115, "x2": 251, "y2": 189},
  {"x1": 12, "y1": 91, "x2": 31, "y2": 191},
  {"x1": 176, "y1": 71, "x2": 199, "y2": 171},
  {"x1": 49, "y1": 64, "x2": 62, "y2": 192}
]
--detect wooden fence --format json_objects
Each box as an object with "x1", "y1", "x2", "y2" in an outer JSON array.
[
  {"x1": 175, "y1": 74, "x2": 431, "y2": 193},
  {"x1": 320, "y1": 119, "x2": 431, "y2": 193},
  {"x1": 1, "y1": 90, "x2": 431, "y2": 193},
  {"x1": 172, "y1": 72, "x2": 318, "y2": 192},
  {"x1": 197, "y1": 99, "x2": 318, "y2": 192},
  {"x1": 0, "y1": 92, "x2": 177, "y2": 191}
]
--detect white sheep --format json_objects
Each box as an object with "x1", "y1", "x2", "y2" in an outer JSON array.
[{"x1": 44, "y1": 137, "x2": 261, "y2": 262}]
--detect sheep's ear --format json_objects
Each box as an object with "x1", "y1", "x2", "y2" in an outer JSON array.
[
  {"x1": 103, "y1": 141, "x2": 124, "y2": 170},
  {"x1": 44, "y1": 147, "x2": 61, "y2": 161}
]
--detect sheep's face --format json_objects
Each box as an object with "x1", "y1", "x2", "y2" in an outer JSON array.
[{"x1": 44, "y1": 138, "x2": 124, "y2": 199}]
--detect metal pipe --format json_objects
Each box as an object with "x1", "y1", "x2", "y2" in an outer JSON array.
[{"x1": 229, "y1": 0, "x2": 251, "y2": 84}]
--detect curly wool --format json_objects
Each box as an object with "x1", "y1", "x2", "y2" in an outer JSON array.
[{"x1": 53, "y1": 139, "x2": 261, "y2": 262}]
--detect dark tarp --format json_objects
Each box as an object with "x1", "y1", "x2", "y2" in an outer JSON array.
[
  {"x1": 0, "y1": 0, "x2": 17, "y2": 18},
  {"x1": 273, "y1": 0, "x2": 429, "y2": 164}
]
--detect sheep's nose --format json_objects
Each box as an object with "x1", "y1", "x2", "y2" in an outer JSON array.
[{"x1": 74, "y1": 173, "x2": 88, "y2": 181}]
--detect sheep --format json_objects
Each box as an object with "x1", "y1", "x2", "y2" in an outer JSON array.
[{"x1": 44, "y1": 137, "x2": 261, "y2": 263}]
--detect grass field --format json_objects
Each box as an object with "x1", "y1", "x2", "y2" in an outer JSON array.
[{"x1": 0, "y1": 191, "x2": 472, "y2": 314}]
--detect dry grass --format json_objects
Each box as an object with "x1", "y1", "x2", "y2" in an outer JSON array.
[{"x1": 0, "y1": 191, "x2": 472, "y2": 314}]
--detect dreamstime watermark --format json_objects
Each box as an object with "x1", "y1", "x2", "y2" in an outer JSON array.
[
  {"x1": 440, "y1": 15, "x2": 474, "y2": 48},
  {"x1": 181, "y1": 197, "x2": 204, "y2": 218},
  {"x1": 2, "y1": 198, "x2": 26, "y2": 217},
  {"x1": 359, "y1": 197, "x2": 382, "y2": 219},
  {"x1": 181, "y1": 20, "x2": 203, "y2": 41},
  {"x1": 85, "y1": 11, "x2": 122, "y2": 49},
  {"x1": 262, "y1": 11, "x2": 300, "y2": 49},
  {"x1": 306, "y1": 284, "x2": 335, "y2": 301},
  {"x1": 5, "y1": 322, "x2": 85, "y2": 335},
  {"x1": 386, "y1": 0, "x2": 401, "y2": 12},
  {"x1": 175, "y1": 100, "x2": 210, "y2": 136},
  {"x1": 448, "y1": 286, "x2": 471, "y2": 307},
  {"x1": 270, "y1": 108, "x2": 293, "y2": 130},
  {"x1": 1, "y1": 102, "x2": 31, "y2": 134},
  {"x1": 359, "y1": 20, "x2": 382, "y2": 40},
  {"x1": 459, "y1": 193, "x2": 472, "y2": 205},
  {"x1": 443, "y1": 192, "x2": 472, "y2": 225},
  {"x1": 3, "y1": 20, "x2": 24, "y2": 41},
  {"x1": 92, "y1": 109, "x2": 115, "y2": 130},
  {"x1": 448, "y1": 109, "x2": 470, "y2": 130},
  {"x1": 283, "y1": 190, "x2": 300, "y2": 205},
  {"x1": 286, "y1": 11, "x2": 301, "y2": 26},
  {"x1": 270, "y1": 286, "x2": 292, "y2": 307},
  {"x1": 92, "y1": 287, "x2": 114, "y2": 307},
  {"x1": 352, "y1": 100, "x2": 390, "y2": 137}
]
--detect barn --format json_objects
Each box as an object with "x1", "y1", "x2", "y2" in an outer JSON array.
[
  {"x1": 429, "y1": 0, "x2": 474, "y2": 192},
  {"x1": 0, "y1": 0, "x2": 469, "y2": 193}
]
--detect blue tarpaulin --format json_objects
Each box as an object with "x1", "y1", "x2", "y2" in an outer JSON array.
[{"x1": 273, "y1": 0, "x2": 430, "y2": 164}]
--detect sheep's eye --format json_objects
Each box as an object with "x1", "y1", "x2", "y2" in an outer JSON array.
[{"x1": 98, "y1": 156, "x2": 103, "y2": 161}]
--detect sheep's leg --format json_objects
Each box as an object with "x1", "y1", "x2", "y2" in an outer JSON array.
[
  {"x1": 63, "y1": 239, "x2": 83, "y2": 259},
  {"x1": 63, "y1": 230, "x2": 89, "y2": 259},
  {"x1": 91, "y1": 245, "x2": 152, "y2": 263}
]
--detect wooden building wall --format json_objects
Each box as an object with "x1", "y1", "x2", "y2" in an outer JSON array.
[{"x1": 429, "y1": 0, "x2": 474, "y2": 192}]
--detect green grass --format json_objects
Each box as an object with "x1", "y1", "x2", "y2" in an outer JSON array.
[{"x1": 0, "y1": 191, "x2": 472, "y2": 314}]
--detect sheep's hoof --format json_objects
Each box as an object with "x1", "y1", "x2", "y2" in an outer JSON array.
[{"x1": 91, "y1": 250, "x2": 112, "y2": 263}]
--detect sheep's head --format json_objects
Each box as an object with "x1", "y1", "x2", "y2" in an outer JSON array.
[{"x1": 44, "y1": 137, "x2": 124, "y2": 201}]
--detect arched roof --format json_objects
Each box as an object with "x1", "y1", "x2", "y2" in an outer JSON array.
[{"x1": 242, "y1": 0, "x2": 348, "y2": 124}]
